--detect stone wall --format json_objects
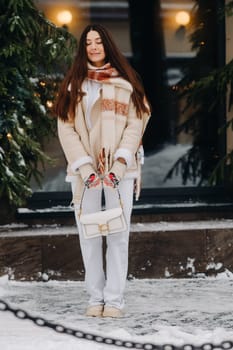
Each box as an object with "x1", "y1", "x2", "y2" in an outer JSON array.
[{"x1": 1, "y1": 222, "x2": 233, "y2": 281}]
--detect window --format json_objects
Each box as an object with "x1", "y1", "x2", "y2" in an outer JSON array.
[{"x1": 33, "y1": 1, "x2": 226, "y2": 198}]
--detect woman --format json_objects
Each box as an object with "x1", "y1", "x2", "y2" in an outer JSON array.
[{"x1": 53, "y1": 24, "x2": 151, "y2": 318}]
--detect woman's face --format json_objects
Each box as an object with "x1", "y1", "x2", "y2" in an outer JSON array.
[{"x1": 86, "y1": 30, "x2": 106, "y2": 67}]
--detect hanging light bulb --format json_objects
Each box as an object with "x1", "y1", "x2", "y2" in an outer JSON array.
[
  {"x1": 175, "y1": 11, "x2": 190, "y2": 26},
  {"x1": 57, "y1": 10, "x2": 72, "y2": 25}
]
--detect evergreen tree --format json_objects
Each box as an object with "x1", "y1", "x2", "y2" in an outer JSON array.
[
  {"x1": 0, "y1": 0, "x2": 77, "y2": 215},
  {"x1": 165, "y1": 0, "x2": 233, "y2": 187}
]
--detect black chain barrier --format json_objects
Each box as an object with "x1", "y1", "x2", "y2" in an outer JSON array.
[{"x1": 1, "y1": 299, "x2": 233, "y2": 350}]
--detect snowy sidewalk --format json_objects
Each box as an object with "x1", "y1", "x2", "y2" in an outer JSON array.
[{"x1": 1, "y1": 275, "x2": 233, "y2": 349}]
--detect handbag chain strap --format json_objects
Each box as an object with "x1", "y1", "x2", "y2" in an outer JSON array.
[{"x1": 79, "y1": 183, "x2": 123, "y2": 217}]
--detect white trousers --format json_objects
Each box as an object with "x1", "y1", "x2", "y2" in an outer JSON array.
[{"x1": 71, "y1": 178, "x2": 134, "y2": 309}]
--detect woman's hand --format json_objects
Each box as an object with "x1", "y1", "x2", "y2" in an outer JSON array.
[
  {"x1": 103, "y1": 159, "x2": 127, "y2": 188},
  {"x1": 103, "y1": 172, "x2": 119, "y2": 188},
  {"x1": 84, "y1": 173, "x2": 102, "y2": 189},
  {"x1": 79, "y1": 163, "x2": 101, "y2": 189}
]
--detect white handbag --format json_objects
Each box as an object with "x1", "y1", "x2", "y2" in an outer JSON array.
[{"x1": 77, "y1": 186, "x2": 127, "y2": 239}]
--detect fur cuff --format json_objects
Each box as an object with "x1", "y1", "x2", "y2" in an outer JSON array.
[
  {"x1": 71, "y1": 156, "x2": 93, "y2": 173},
  {"x1": 79, "y1": 163, "x2": 95, "y2": 181},
  {"x1": 114, "y1": 148, "x2": 132, "y2": 167}
]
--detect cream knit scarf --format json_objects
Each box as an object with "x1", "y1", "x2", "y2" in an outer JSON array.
[{"x1": 87, "y1": 62, "x2": 133, "y2": 174}]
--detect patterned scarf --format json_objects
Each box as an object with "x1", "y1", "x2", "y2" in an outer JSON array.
[
  {"x1": 87, "y1": 62, "x2": 119, "y2": 81},
  {"x1": 87, "y1": 62, "x2": 132, "y2": 174}
]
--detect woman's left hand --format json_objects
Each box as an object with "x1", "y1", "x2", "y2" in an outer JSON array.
[{"x1": 103, "y1": 159, "x2": 126, "y2": 188}]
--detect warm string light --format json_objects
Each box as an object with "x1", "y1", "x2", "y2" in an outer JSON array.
[
  {"x1": 171, "y1": 82, "x2": 195, "y2": 93},
  {"x1": 33, "y1": 80, "x2": 59, "y2": 110},
  {"x1": 46, "y1": 101, "x2": 53, "y2": 108},
  {"x1": 34, "y1": 80, "x2": 56, "y2": 109}
]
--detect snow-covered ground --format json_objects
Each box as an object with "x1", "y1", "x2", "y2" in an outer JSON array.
[{"x1": 1, "y1": 275, "x2": 233, "y2": 349}]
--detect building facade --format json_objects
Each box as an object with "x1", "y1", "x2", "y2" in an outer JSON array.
[{"x1": 32, "y1": 0, "x2": 233, "y2": 209}]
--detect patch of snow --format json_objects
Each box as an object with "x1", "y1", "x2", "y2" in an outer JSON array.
[
  {"x1": 29, "y1": 77, "x2": 39, "y2": 84},
  {"x1": 4, "y1": 165, "x2": 14, "y2": 177},
  {"x1": 1, "y1": 219, "x2": 233, "y2": 237},
  {"x1": 17, "y1": 206, "x2": 72, "y2": 214},
  {"x1": 39, "y1": 104, "x2": 46, "y2": 114}
]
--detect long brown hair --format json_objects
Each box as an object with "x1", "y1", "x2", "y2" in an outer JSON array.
[{"x1": 53, "y1": 24, "x2": 151, "y2": 121}]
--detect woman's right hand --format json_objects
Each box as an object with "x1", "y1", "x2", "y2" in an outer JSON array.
[
  {"x1": 84, "y1": 173, "x2": 101, "y2": 189},
  {"x1": 79, "y1": 163, "x2": 101, "y2": 189}
]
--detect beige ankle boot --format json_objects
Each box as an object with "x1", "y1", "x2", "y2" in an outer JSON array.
[
  {"x1": 102, "y1": 306, "x2": 123, "y2": 318},
  {"x1": 85, "y1": 305, "x2": 104, "y2": 317}
]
